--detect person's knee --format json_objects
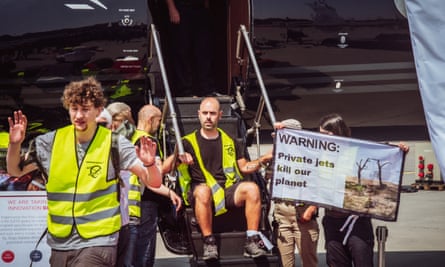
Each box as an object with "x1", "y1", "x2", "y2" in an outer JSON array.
[
  {"x1": 347, "y1": 236, "x2": 373, "y2": 256},
  {"x1": 326, "y1": 240, "x2": 351, "y2": 267},
  {"x1": 237, "y1": 181, "x2": 260, "y2": 201},
  {"x1": 326, "y1": 240, "x2": 344, "y2": 254},
  {"x1": 193, "y1": 184, "x2": 212, "y2": 204},
  {"x1": 347, "y1": 236, "x2": 373, "y2": 267}
]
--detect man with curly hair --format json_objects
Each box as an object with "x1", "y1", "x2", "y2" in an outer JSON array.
[{"x1": 6, "y1": 76, "x2": 162, "y2": 267}]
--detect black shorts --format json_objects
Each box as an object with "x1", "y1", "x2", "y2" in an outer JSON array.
[{"x1": 188, "y1": 182, "x2": 241, "y2": 210}]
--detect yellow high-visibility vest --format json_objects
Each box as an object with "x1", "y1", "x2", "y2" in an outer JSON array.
[
  {"x1": 178, "y1": 129, "x2": 243, "y2": 216},
  {"x1": 47, "y1": 125, "x2": 120, "y2": 238},
  {"x1": 0, "y1": 132, "x2": 9, "y2": 148}
]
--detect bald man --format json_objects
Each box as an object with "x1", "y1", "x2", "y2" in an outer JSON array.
[
  {"x1": 134, "y1": 104, "x2": 182, "y2": 267},
  {"x1": 174, "y1": 97, "x2": 272, "y2": 260}
]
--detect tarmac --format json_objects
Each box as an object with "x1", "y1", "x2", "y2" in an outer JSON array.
[{"x1": 152, "y1": 141, "x2": 445, "y2": 267}]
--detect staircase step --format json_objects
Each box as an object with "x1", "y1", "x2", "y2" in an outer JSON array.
[
  {"x1": 185, "y1": 208, "x2": 277, "y2": 261},
  {"x1": 189, "y1": 232, "x2": 279, "y2": 266},
  {"x1": 191, "y1": 232, "x2": 248, "y2": 258}
]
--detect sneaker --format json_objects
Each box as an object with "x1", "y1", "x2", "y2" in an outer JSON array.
[
  {"x1": 202, "y1": 235, "x2": 218, "y2": 260},
  {"x1": 243, "y1": 234, "x2": 268, "y2": 258}
]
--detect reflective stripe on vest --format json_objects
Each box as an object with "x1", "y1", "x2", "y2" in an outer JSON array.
[
  {"x1": 47, "y1": 125, "x2": 121, "y2": 238},
  {"x1": 178, "y1": 129, "x2": 243, "y2": 216}
]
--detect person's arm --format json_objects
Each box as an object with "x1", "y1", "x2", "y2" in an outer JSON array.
[
  {"x1": 166, "y1": 0, "x2": 180, "y2": 24},
  {"x1": 147, "y1": 184, "x2": 183, "y2": 211},
  {"x1": 237, "y1": 153, "x2": 273, "y2": 174},
  {"x1": 161, "y1": 150, "x2": 195, "y2": 174},
  {"x1": 161, "y1": 153, "x2": 177, "y2": 175},
  {"x1": 149, "y1": 153, "x2": 182, "y2": 211},
  {"x1": 232, "y1": 136, "x2": 272, "y2": 174},
  {"x1": 130, "y1": 136, "x2": 162, "y2": 188},
  {"x1": 6, "y1": 110, "x2": 33, "y2": 177}
]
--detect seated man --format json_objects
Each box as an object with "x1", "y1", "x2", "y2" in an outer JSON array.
[{"x1": 169, "y1": 97, "x2": 273, "y2": 260}]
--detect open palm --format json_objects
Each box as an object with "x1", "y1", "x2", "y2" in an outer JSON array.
[
  {"x1": 136, "y1": 136, "x2": 157, "y2": 165},
  {"x1": 8, "y1": 110, "x2": 27, "y2": 145}
]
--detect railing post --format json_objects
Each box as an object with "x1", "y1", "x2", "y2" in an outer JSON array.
[
  {"x1": 149, "y1": 24, "x2": 184, "y2": 156},
  {"x1": 376, "y1": 225, "x2": 388, "y2": 267},
  {"x1": 237, "y1": 24, "x2": 277, "y2": 157},
  {"x1": 238, "y1": 25, "x2": 276, "y2": 126}
]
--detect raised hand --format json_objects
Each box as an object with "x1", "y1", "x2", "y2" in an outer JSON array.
[
  {"x1": 8, "y1": 110, "x2": 27, "y2": 145},
  {"x1": 136, "y1": 136, "x2": 157, "y2": 166}
]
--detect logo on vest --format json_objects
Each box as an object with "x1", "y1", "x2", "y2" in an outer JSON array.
[
  {"x1": 88, "y1": 165, "x2": 102, "y2": 178},
  {"x1": 224, "y1": 144, "x2": 234, "y2": 157}
]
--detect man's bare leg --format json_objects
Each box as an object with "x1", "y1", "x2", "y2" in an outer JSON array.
[
  {"x1": 193, "y1": 184, "x2": 218, "y2": 260},
  {"x1": 234, "y1": 181, "x2": 268, "y2": 258},
  {"x1": 193, "y1": 184, "x2": 214, "y2": 235},
  {"x1": 234, "y1": 181, "x2": 261, "y2": 230}
]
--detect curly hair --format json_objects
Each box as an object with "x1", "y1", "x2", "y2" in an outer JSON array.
[{"x1": 61, "y1": 76, "x2": 106, "y2": 109}]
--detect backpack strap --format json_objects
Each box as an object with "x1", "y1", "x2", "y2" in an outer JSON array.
[{"x1": 111, "y1": 132, "x2": 122, "y2": 202}]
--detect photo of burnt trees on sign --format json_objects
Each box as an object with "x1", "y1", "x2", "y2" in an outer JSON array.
[{"x1": 343, "y1": 157, "x2": 399, "y2": 220}]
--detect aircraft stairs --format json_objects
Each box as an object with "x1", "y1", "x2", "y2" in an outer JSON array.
[{"x1": 158, "y1": 96, "x2": 281, "y2": 267}]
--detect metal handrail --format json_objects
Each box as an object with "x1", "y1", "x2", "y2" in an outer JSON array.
[
  {"x1": 236, "y1": 24, "x2": 276, "y2": 155},
  {"x1": 238, "y1": 25, "x2": 276, "y2": 126},
  {"x1": 149, "y1": 24, "x2": 184, "y2": 156}
]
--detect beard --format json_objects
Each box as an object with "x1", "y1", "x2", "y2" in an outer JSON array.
[{"x1": 202, "y1": 120, "x2": 216, "y2": 130}]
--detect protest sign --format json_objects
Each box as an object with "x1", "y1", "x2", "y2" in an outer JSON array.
[
  {"x1": 271, "y1": 128, "x2": 405, "y2": 221},
  {"x1": 0, "y1": 191, "x2": 50, "y2": 266}
]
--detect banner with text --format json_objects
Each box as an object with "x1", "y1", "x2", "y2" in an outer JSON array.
[
  {"x1": 271, "y1": 128, "x2": 405, "y2": 221},
  {"x1": 0, "y1": 191, "x2": 50, "y2": 266}
]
